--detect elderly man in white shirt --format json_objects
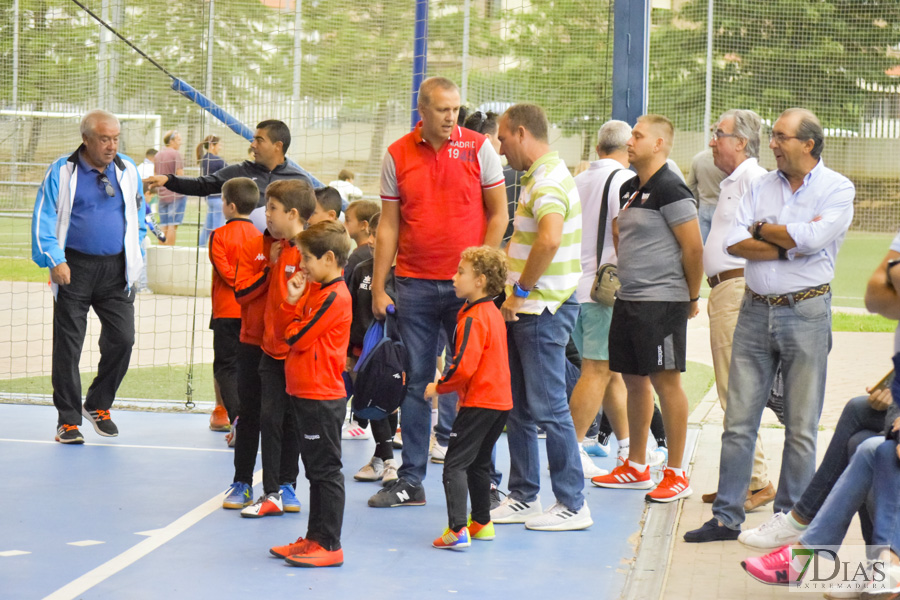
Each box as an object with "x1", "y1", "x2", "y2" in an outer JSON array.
[
  {"x1": 685, "y1": 107, "x2": 855, "y2": 543},
  {"x1": 698, "y1": 110, "x2": 773, "y2": 511}
]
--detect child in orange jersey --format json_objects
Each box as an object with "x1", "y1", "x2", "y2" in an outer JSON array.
[
  {"x1": 269, "y1": 221, "x2": 352, "y2": 568},
  {"x1": 208, "y1": 178, "x2": 261, "y2": 433},
  {"x1": 238, "y1": 180, "x2": 317, "y2": 518},
  {"x1": 425, "y1": 246, "x2": 512, "y2": 550}
]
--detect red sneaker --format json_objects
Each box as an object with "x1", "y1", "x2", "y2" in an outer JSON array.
[
  {"x1": 646, "y1": 468, "x2": 693, "y2": 503},
  {"x1": 591, "y1": 459, "x2": 653, "y2": 489},
  {"x1": 270, "y1": 536, "x2": 310, "y2": 559},
  {"x1": 284, "y1": 540, "x2": 344, "y2": 568},
  {"x1": 209, "y1": 405, "x2": 231, "y2": 432}
]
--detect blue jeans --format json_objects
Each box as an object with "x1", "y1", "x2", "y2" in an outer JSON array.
[
  {"x1": 699, "y1": 203, "x2": 716, "y2": 244},
  {"x1": 793, "y1": 395, "x2": 884, "y2": 524},
  {"x1": 871, "y1": 439, "x2": 900, "y2": 555},
  {"x1": 713, "y1": 291, "x2": 831, "y2": 529},
  {"x1": 394, "y1": 277, "x2": 464, "y2": 486},
  {"x1": 801, "y1": 436, "x2": 881, "y2": 550},
  {"x1": 199, "y1": 195, "x2": 224, "y2": 247},
  {"x1": 506, "y1": 297, "x2": 584, "y2": 511}
]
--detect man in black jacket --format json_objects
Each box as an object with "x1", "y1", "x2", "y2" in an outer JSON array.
[{"x1": 144, "y1": 120, "x2": 315, "y2": 231}]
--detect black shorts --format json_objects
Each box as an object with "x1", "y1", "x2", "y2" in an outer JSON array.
[{"x1": 608, "y1": 299, "x2": 688, "y2": 376}]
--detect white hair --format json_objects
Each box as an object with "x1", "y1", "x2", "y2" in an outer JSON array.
[
  {"x1": 80, "y1": 109, "x2": 120, "y2": 138},
  {"x1": 597, "y1": 120, "x2": 632, "y2": 155}
]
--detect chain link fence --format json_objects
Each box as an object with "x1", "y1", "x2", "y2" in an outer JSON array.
[{"x1": 1, "y1": 0, "x2": 897, "y2": 403}]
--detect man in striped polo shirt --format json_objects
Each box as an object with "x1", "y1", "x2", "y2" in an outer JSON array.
[{"x1": 490, "y1": 103, "x2": 591, "y2": 532}]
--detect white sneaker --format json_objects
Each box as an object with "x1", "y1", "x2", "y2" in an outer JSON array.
[
  {"x1": 381, "y1": 458, "x2": 399, "y2": 485},
  {"x1": 738, "y1": 512, "x2": 804, "y2": 550},
  {"x1": 579, "y1": 446, "x2": 609, "y2": 479},
  {"x1": 342, "y1": 420, "x2": 371, "y2": 440},
  {"x1": 490, "y1": 496, "x2": 543, "y2": 524},
  {"x1": 647, "y1": 447, "x2": 668, "y2": 468},
  {"x1": 524, "y1": 501, "x2": 593, "y2": 531},
  {"x1": 354, "y1": 457, "x2": 384, "y2": 481},
  {"x1": 431, "y1": 443, "x2": 448, "y2": 464}
]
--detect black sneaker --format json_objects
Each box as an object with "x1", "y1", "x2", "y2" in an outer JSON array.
[
  {"x1": 82, "y1": 407, "x2": 119, "y2": 437},
  {"x1": 368, "y1": 478, "x2": 426, "y2": 508},
  {"x1": 55, "y1": 424, "x2": 84, "y2": 444}
]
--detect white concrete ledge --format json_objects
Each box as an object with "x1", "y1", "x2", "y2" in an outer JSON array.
[{"x1": 145, "y1": 246, "x2": 211, "y2": 297}]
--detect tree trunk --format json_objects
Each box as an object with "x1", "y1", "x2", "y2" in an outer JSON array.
[{"x1": 366, "y1": 101, "x2": 391, "y2": 178}]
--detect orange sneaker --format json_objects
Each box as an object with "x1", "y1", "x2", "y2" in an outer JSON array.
[
  {"x1": 269, "y1": 536, "x2": 310, "y2": 559},
  {"x1": 209, "y1": 405, "x2": 231, "y2": 432},
  {"x1": 590, "y1": 459, "x2": 653, "y2": 489},
  {"x1": 646, "y1": 468, "x2": 692, "y2": 503},
  {"x1": 284, "y1": 540, "x2": 344, "y2": 568}
]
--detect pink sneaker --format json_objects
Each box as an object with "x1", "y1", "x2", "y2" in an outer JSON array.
[{"x1": 741, "y1": 545, "x2": 804, "y2": 586}]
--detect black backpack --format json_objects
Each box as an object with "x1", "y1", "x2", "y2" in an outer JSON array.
[{"x1": 352, "y1": 310, "x2": 408, "y2": 421}]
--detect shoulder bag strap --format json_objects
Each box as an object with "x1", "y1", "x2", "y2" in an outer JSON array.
[{"x1": 596, "y1": 169, "x2": 624, "y2": 271}]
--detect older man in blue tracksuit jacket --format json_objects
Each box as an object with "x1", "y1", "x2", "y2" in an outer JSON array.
[{"x1": 32, "y1": 109, "x2": 146, "y2": 444}]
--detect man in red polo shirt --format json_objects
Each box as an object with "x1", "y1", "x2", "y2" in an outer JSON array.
[{"x1": 368, "y1": 76, "x2": 507, "y2": 508}]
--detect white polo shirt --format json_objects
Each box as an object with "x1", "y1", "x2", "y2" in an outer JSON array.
[{"x1": 703, "y1": 157, "x2": 767, "y2": 278}]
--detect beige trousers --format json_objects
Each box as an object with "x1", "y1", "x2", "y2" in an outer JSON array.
[{"x1": 708, "y1": 277, "x2": 769, "y2": 490}]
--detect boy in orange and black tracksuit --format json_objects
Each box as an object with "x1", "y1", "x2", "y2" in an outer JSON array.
[
  {"x1": 269, "y1": 221, "x2": 352, "y2": 568},
  {"x1": 235, "y1": 180, "x2": 316, "y2": 517},
  {"x1": 425, "y1": 246, "x2": 512, "y2": 548},
  {"x1": 208, "y1": 178, "x2": 261, "y2": 428},
  {"x1": 225, "y1": 226, "x2": 271, "y2": 508}
]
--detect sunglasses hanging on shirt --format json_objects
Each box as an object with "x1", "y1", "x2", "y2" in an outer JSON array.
[{"x1": 98, "y1": 174, "x2": 115, "y2": 197}]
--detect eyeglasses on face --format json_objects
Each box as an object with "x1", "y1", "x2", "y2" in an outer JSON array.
[
  {"x1": 711, "y1": 130, "x2": 739, "y2": 141},
  {"x1": 768, "y1": 132, "x2": 803, "y2": 144}
]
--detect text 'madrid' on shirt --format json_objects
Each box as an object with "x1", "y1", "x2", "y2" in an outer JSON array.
[
  {"x1": 380, "y1": 123, "x2": 504, "y2": 280},
  {"x1": 505, "y1": 151, "x2": 582, "y2": 315}
]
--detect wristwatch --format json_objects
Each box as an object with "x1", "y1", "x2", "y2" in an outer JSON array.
[
  {"x1": 752, "y1": 221, "x2": 766, "y2": 241},
  {"x1": 512, "y1": 281, "x2": 531, "y2": 299},
  {"x1": 887, "y1": 258, "x2": 900, "y2": 275}
]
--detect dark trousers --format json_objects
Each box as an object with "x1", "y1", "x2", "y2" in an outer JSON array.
[
  {"x1": 258, "y1": 353, "x2": 300, "y2": 495},
  {"x1": 233, "y1": 342, "x2": 262, "y2": 485},
  {"x1": 443, "y1": 407, "x2": 510, "y2": 531},
  {"x1": 52, "y1": 250, "x2": 135, "y2": 426},
  {"x1": 292, "y1": 397, "x2": 345, "y2": 551},
  {"x1": 211, "y1": 318, "x2": 241, "y2": 423}
]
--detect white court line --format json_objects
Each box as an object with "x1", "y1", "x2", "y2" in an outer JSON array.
[
  {"x1": 0, "y1": 438, "x2": 234, "y2": 453},
  {"x1": 42, "y1": 469, "x2": 262, "y2": 600}
]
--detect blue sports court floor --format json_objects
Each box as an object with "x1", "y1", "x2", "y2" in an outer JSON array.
[{"x1": 1, "y1": 403, "x2": 648, "y2": 600}]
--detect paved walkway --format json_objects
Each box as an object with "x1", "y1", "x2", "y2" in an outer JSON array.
[{"x1": 657, "y1": 301, "x2": 895, "y2": 600}]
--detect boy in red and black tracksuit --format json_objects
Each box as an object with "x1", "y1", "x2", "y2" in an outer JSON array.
[
  {"x1": 236, "y1": 180, "x2": 317, "y2": 517},
  {"x1": 269, "y1": 221, "x2": 352, "y2": 568},
  {"x1": 208, "y1": 178, "x2": 261, "y2": 428},
  {"x1": 224, "y1": 226, "x2": 270, "y2": 509},
  {"x1": 425, "y1": 246, "x2": 512, "y2": 549}
]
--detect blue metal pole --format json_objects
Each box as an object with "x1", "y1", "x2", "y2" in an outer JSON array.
[
  {"x1": 611, "y1": 0, "x2": 651, "y2": 126},
  {"x1": 411, "y1": 0, "x2": 429, "y2": 130}
]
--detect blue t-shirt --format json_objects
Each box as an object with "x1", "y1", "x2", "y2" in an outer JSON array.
[{"x1": 65, "y1": 153, "x2": 126, "y2": 256}]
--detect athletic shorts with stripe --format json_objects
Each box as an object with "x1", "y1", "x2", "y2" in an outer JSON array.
[{"x1": 608, "y1": 299, "x2": 688, "y2": 376}]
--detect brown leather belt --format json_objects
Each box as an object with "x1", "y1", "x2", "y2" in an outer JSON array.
[
  {"x1": 707, "y1": 268, "x2": 744, "y2": 289},
  {"x1": 749, "y1": 283, "x2": 831, "y2": 307}
]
